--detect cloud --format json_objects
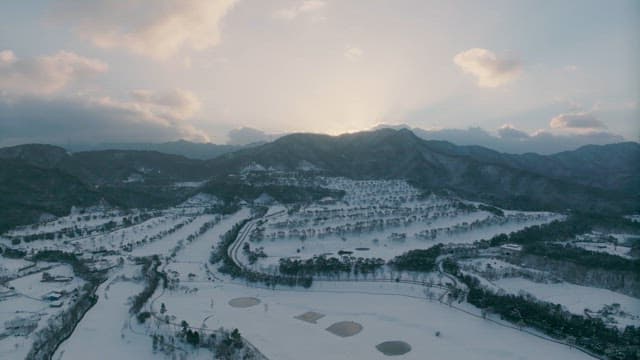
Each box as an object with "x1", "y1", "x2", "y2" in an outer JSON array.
[
  {"x1": 453, "y1": 48, "x2": 521, "y2": 87},
  {"x1": 227, "y1": 127, "x2": 281, "y2": 145},
  {"x1": 344, "y1": 47, "x2": 363, "y2": 62},
  {"x1": 0, "y1": 90, "x2": 209, "y2": 146},
  {"x1": 130, "y1": 89, "x2": 201, "y2": 120},
  {"x1": 53, "y1": 0, "x2": 238, "y2": 59},
  {"x1": 373, "y1": 124, "x2": 625, "y2": 154},
  {"x1": 549, "y1": 112, "x2": 606, "y2": 130},
  {"x1": 273, "y1": 1, "x2": 326, "y2": 20},
  {"x1": 498, "y1": 124, "x2": 529, "y2": 139},
  {"x1": 0, "y1": 49, "x2": 108, "y2": 95}
]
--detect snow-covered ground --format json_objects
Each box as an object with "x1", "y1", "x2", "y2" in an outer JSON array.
[
  {"x1": 51, "y1": 263, "x2": 216, "y2": 360},
  {"x1": 0, "y1": 178, "x2": 626, "y2": 359},
  {"x1": 0, "y1": 264, "x2": 86, "y2": 359},
  {"x1": 156, "y1": 281, "x2": 590, "y2": 360},
  {"x1": 53, "y1": 268, "x2": 151, "y2": 360},
  {"x1": 4, "y1": 209, "x2": 130, "y2": 238},
  {"x1": 0, "y1": 258, "x2": 37, "y2": 279},
  {"x1": 247, "y1": 179, "x2": 559, "y2": 269},
  {"x1": 566, "y1": 231, "x2": 638, "y2": 259},
  {"x1": 494, "y1": 277, "x2": 640, "y2": 329},
  {"x1": 129, "y1": 213, "x2": 220, "y2": 257},
  {"x1": 572, "y1": 241, "x2": 633, "y2": 259}
]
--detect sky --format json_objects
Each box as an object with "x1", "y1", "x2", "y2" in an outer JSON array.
[{"x1": 0, "y1": 0, "x2": 638, "y2": 150}]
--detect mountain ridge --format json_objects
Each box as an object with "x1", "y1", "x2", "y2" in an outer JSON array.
[{"x1": 0, "y1": 128, "x2": 637, "y2": 232}]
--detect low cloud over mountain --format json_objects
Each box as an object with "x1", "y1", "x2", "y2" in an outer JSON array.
[{"x1": 372, "y1": 124, "x2": 625, "y2": 155}]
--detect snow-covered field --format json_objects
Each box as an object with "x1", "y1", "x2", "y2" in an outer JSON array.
[
  {"x1": 156, "y1": 281, "x2": 590, "y2": 360},
  {"x1": 566, "y1": 231, "x2": 638, "y2": 259},
  {"x1": 495, "y1": 277, "x2": 640, "y2": 329},
  {"x1": 246, "y1": 178, "x2": 560, "y2": 270},
  {"x1": 0, "y1": 264, "x2": 86, "y2": 359},
  {"x1": 53, "y1": 268, "x2": 150, "y2": 360},
  {"x1": 0, "y1": 179, "x2": 628, "y2": 359}
]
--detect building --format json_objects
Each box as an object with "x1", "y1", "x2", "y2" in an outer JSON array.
[
  {"x1": 318, "y1": 196, "x2": 336, "y2": 205},
  {"x1": 42, "y1": 290, "x2": 64, "y2": 301},
  {"x1": 49, "y1": 300, "x2": 64, "y2": 308},
  {"x1": 500, "y1": 243, "x2": 523, "y2": 257}
]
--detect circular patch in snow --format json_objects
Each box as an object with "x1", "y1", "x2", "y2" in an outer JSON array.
[
  {"x1": 294, "y1": 311, "x2": 325, "y2": 324},
  {"x1": 228, "y1": 297, "x2": 260, "y2": 308},
  {"x1": 325, "y1": 321, "x2": 363, "y2": 337},
  {"x1": 376, "y1": 341, "x2": 411, "y2": 356}
]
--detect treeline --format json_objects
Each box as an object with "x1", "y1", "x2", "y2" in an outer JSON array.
[
  {"x1": 242, "y1": 243, "x2": 267, "y2": 265},
  {"x1": 524, "y1": 243, "x2": 639, "y2": 273},
  {"x1": 32, "y1": 250, "x2": 99, "y2": 281},
  {"x1": 209, "y1": 220, "x2": 249, "y2": 266},
  {"x1": 27, "y1": 250, "x2": 107, "y2": 359},
  {"x1": 130, "y1": 256, "x2": 165, "y2": 314},
  {"x1": 0, "y1": 246, "x2": 26, "y2": 259},
  {"x1": 477, "y1": 204, "x2": 504, "y2": 217},
  {"x1": 388, "y1": 244, "x2": 442, "y2": 272},
  {"x1": 27, "y1": 282, "x2": 100, "y2": 359},
  {"x1": 210, "y1": 219, "x2": 313, "y2": 288},
  {"x1": 11, "y1": 212, "x2": 158, "y2": 245},
  {"x1": 488, "y1": 213, "x2": 640, "y2": 247},
  {"x1": 201, "y1": 179, "x2": 345, "y2": 204},
  {"x1": 279, "y1": 255, "x2": 385, "y2": 276},
  {"x1": 484, "y1": 213, "x2": 640, "y2": 273},
  {"x1": 446, "y1": 261, "x2": 639, "y2": 359}
]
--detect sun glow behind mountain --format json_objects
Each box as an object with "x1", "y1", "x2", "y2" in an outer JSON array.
[{"x1": 0, "y1": 0, "x2": 638, "y2": 146}]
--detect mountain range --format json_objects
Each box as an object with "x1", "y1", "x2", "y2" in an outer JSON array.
[
  {"x1": 1, "y1": 128, "x2": 638, "y2": 232},
  {"x1": 62, "y1": 140, "x2": 252, "y2": 160}
]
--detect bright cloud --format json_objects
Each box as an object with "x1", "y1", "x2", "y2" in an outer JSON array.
[
  {"x1": 498, "y1": 124, "x2": 530, "y2": 139},
  {"x1": 0, "y1": 50, "x2": 108, "y2": 95},
  {"x1": 344, "y1": 47, "x2": 363, "y2": 62},
  {"x1": 453, "y1": 48, "x2": 521, "y2": 87},
  {"x1": 53, "y1": 0, "x2": 238, "y2": 59},
  {"x1": 550, "y1": 112, "x2": 606, "y2": 130},
  {"x1": 273, "y1": 1, "x2": 326, "y2": 20},
  {"x1": 130, "y1": 89, "x2": 201, "y2": 121}
]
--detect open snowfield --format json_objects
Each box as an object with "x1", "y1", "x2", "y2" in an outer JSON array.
[
  {"x1": 147, "y1": 202, "x2": 592, "y2": 360},
  {"x1": 52, "y1": 265, "x2": 213, "y2": 360},
  {"x1": 174, "y1": 208, "x2": 251, "y2": 264},
  {"x1": 156, "y1": 281, "x2": 591, "y2": 360},
  {"x1": 53, "y1": 269, "x2": 149, "y2": 360},
  {"x1": 0, "y1": 258, "x2": 36, "y2": 279}
]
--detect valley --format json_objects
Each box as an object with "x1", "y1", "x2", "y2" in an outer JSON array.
[
  {"x1": 0, "y1": 132, "x2": 640, "y2": 359},
  {"x1": 2, "y1": 167, "x2": 638, "y2": 359}
]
